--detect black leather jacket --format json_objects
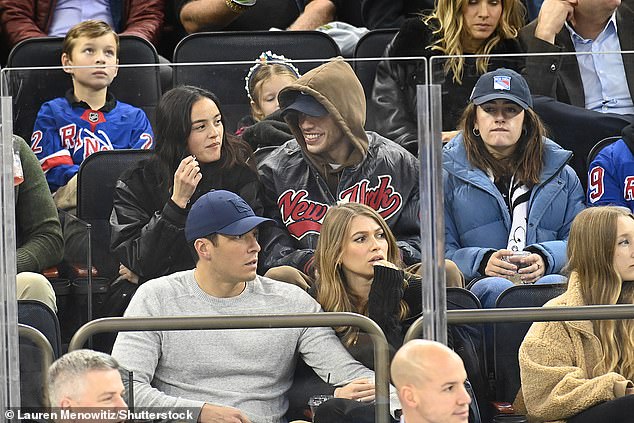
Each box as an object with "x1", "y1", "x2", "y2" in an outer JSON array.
[
  {"x1": 110, "y1": 158, "x2": 263, "y2": 282},
  {"x1": 257, "y1": 133, "x2": 422, "y2": 272}
]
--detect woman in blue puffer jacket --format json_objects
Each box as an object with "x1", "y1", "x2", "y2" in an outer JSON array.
[{"x1": 443, "y1": 68, "x2": 586, "y2": 308}]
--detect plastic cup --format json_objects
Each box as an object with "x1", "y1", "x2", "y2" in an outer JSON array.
[
  {"x1": 502, "y1": 251, "x2": 531, "y2": 284},
  {"x1": 307, "y1": 394, "x2": 334, "y2": 421}
]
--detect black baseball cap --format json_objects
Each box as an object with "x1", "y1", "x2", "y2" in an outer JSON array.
[
  {"x1": 281, "y1": 92, "x2": 328, "y2": 117},
  {"x1": 470, "y1": 68, "x2": 533, "y2": 110}
]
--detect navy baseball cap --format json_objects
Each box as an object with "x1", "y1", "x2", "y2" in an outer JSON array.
[
  {"x1": 185, "y1": 190, "x2": 273, "y2": 242},
  {"x1": 470, "y1": 68, "x2": 533, "y2": 110},
  {"x1": 281, "y1": 92, "x2": 328, "y2": 117}
]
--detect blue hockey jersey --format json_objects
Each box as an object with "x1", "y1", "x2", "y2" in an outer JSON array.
[
  {"x1": 30, "y1": 92, "x2": 154, "y2": 192},
  {"x1": 587, "y1": 124, "x2": 634, "y2": 212}
]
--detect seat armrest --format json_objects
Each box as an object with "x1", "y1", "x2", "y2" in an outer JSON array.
[
  {"x1": 67, "y1": 263, "x2": 98, "y2": 279},
  {"x1": 491, "y1": 401, "x2": 516, "y2": 414},
  {"x1": 42, "y1": 267, "x2": 60, "y2": 279}
]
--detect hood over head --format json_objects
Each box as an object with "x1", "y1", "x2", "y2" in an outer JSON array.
[{"x1": 278, "y1": 58, "x2": 369, "y2": 167}]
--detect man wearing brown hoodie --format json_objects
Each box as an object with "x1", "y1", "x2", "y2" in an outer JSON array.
[{"x1": 257, "y1": 58, "x2": 421, "y2": 275}]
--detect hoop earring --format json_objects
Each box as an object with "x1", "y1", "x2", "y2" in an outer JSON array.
[
  {"x1": 522, "y1": 127, "x2": 528, "y2": 136},
  {"x1": 472, "y1": 127, "x2": 480, "y2": 137}
]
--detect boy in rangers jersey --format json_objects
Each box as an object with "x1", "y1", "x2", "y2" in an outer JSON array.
[
  {"x1": 30, "y1": 19, "x2": 154, "y2": 202},
  {"x1": 588, "y1": 123, "x2": 634, "y2": 211}
]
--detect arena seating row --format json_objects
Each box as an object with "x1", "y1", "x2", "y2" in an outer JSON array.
[
  {"x1": 5, "y1": 30, "x2": 630, "y2": 188},
  {"x1": 4, "y1": 29, "x2": 396, "y2": 139},
  {"x1": 21, "y1": 284, "x2": 634, "y2": 421}
]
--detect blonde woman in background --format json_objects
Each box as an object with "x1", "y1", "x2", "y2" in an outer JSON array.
[
  {"x1": 517, "y1": 206, "x2": 634, "y2": 422},
  {"x1": 371, "y1": 0, "x2": 525, "y2": 153}
]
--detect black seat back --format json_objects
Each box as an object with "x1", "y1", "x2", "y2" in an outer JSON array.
[
  {"x1": 172, "y1": 31, "x2": 341, "y2": 130},
  {"x1": 447, "y1": 287, "x2": 485, "y2": 423},
  {"x1": 76, "y1": 149, "x2": 153, "y2": 278},
  {"x1": 586, "y1": 135, "x2": 622, "y2": 166},
  {"x1": 353, "y1": 29, "x2": 398, "y2": 102},
  {"x1": 5, "y1": 35, "x2": 161, "y2": 140},
  {"x1": 494, "y1": 283, "x2": 566, "y2": 402}
]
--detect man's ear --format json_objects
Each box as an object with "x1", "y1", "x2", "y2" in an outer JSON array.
[
  {"x1": 194, "y1": 238, "x2": 212, "y2": 260},
  {"x1": 61, "y1": 53, "x2": 73, "y2": 75},
  {"x1": 400, "y1": 385, "x2": 418, "y2": 408},
  {"x1": 59, "y1": 396, "x2": 73, "y2": 408}
]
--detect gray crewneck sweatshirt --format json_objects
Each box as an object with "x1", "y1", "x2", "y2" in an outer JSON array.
[{"x1": 112, "y1": 270, "x2": 399, "y2": 422}]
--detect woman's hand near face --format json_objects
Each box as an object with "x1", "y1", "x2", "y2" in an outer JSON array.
[
  {"x1": 334, "y1": 378, "x2": 375, "y2": 402},
  {"x1": 372, "y1": 259, "x2": 398, "y2": 270},
  {"x1": 517, "y1": 253, "x2": 546, "y2": 283},
  {"x1": 171, "y1": 155, "x2": 202, "y2": 209}
]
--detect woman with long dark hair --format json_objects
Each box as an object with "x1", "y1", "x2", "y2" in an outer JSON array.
[{"x1": 110, "y1": 85, "x2": 262, "y2": 283}]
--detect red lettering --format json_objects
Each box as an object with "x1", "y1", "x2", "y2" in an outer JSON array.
[
  {"x1": 340, "y1": 176, "x2": 403, "y2": 220},
  {"x1": 278, "y1": 190, "x2": 307, "y2": 222},
  {"x1": 140, "y1": 133, "x2": 153, "y2": 149},
  {"x1": 83, "y1": 137, "x2": 100, "y2": 158},
  {"x1": 588, "y1": 166, "x2": 604, "y2": 203},
  {"x1": 277, "y1": 190, "x2": 329, "y2": 239},
  {"x1": 30, "y1": 130, "x2": 43, "y2": 154},
  {"x1": 624, "y1": 176, "x2": 634, "y2": 201},
  {"x1": 59, "y1": 124, "x2": 76, "y2": 150}
]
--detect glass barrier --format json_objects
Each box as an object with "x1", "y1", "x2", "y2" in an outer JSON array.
[
  {"x1": 0, "y1": 95, "x2": 20, "y2": 411},
  {"x1": 2, "y1": 49, "x2": 633, "y2": 419},
  {"x1": 429, "y1": 51, "x2": 634, "y2": 189}
]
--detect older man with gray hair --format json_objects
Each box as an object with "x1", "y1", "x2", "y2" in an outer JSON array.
[{"x1": 47, "y1": 349, "x2": 127, "y2": 422}]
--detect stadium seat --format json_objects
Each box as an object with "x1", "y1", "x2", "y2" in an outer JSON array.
[
  {"x1": 493, "y1": 283, "x2": 566, "y2": 403},
  {"x1": 586, "y1": 135, "x2": 622, "y2": 166},
  {"x1": 352, "y1": 28, "x2": 397, "y2": 102},
  {"x1": 76, "y1": 149, "x2": 153, "y2": 281}
]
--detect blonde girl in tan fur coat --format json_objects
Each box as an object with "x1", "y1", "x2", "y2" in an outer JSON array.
[{"x1": 517, "y1": 206, "x2": 634, "y2": 422}]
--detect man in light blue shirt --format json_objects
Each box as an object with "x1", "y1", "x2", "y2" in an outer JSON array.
[{"x1": 519, "y1": 0, "x2": 634, "y2": 115}]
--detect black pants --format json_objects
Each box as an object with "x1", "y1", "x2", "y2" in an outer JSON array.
[
  {"x1": 568, "y1": 395, "x2": 634, "y2": 423},
  {"x1": 313, "y1": 398, "x2": 398, "y2": 423}
]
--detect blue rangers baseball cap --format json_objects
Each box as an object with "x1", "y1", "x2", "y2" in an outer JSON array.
[
  {"x1": 470, "y1": 68, "x2": 533, "y2": 110},
  {"x1": 185, "y1": 190, "x2": 273, "y2": 242}
]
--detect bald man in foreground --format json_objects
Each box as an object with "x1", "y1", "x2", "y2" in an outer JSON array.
[{"x1": 391, "y1": 340, "x2": 471, "y2": 423}]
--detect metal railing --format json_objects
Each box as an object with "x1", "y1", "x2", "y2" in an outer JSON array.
[
  {"x1": 18, "y1": 324, "x2": 54, "y2": 380},
  {"x1": 404, "y1": 304, "x2": 634, "y2": 342},
  {"x1": 69, "y1": 312, "x2": 392, "y2": 423}
]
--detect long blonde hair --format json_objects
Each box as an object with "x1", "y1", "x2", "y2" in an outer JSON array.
[
  {"x1": 423, "y1": 0, "x2": 525, "y2": 83},
  {"x1": 567, "y1": 206, "x2": 634, "y2": 380},
  {"x1": 315, "y1": 203, "x2": 408, "y2": 346}
]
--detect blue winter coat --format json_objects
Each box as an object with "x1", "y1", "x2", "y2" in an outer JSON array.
[{"x1": 443, "y1": 134, "x2": 586, "y2": 281}]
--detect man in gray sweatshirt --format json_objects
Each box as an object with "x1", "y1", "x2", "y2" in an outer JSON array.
[{"x1": 111, "y1": 189, "x2": 399, "y2": 423}]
